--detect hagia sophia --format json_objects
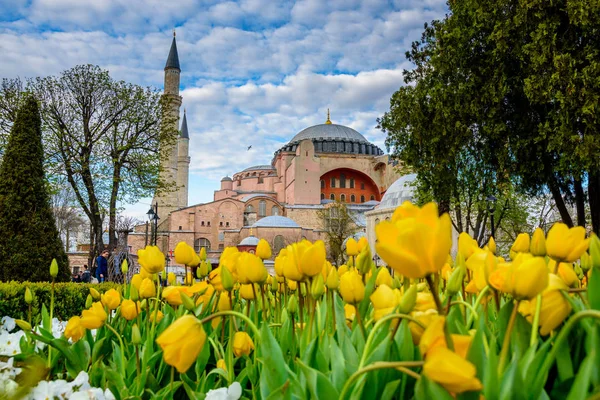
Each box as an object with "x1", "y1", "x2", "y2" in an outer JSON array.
[{"x1": 123, "y1": 34, "x2": 416, "y2": 269}]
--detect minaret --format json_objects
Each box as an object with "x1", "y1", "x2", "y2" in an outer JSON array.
[
  {"x1": 153, "y1": 31, "x2": 182, "y2": 220},
  {"x1": 177, "y1": 109, "x2": 190, "y2": 208}
]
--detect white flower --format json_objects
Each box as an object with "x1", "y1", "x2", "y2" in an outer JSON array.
[
  {"x1": 1, "y1": 316, "x2": 16, "y2": 332},
  {"x1": 70, "y1": 388, "x2": 116, "y2": 400},
  {"x1": 206, "y1": 382, "x2": 242, "y2": 400}
]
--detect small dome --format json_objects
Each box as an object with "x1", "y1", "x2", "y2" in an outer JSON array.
[
  {"x1": 252, "y1": 216, "x2": 299, "y2": 228},
  {"x1": 242, "y1": 165, "x2": 275, "y2": 172},
  {"x1": 239, "y1": 236, "x2": 260, "y2": 246},
  {"x1": 221, "y1": 176, "x2": 232, "y2": 181},
  {"x1": 378, "y1": 174, "x2": 417, "y2": 210}
]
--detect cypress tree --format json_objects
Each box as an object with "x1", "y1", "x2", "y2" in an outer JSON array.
[{"x1": 0, "y1": 96, "x2": 69, "y2": 282}]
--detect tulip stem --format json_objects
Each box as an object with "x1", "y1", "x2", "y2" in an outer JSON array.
[
  {"x1": 48, "y1": 278, "x2": 55, "y2": 368},
  {"x1": 354, "y1": 304, "x2": 366, "y2": 339},
  {"x1": 450, "y1": 301, "x2": 478, "y2": 322},
  {"x1": 498, "y1": 300, "x2": 519, "y2": 375},
  {"x1": 530, "y1": 294, "x2": 543, "y2": 347},
  {"x1": 359, "y1": 313, "x2": 424, "y2": 369},
  {"x1": 259, "y1": 285, "x2": 268, "y2": 320},
  {"x1": 105, "y1": 323, "x2": 126, "y2": 377},
  {"x1": 426, "y1": 274, "x2": 454, "y2": 351},
  {"x1": 135, "y1": 345, "x2": 141, "y2": 377},
  {"x1": 339, "y1": 361, "x2": 424, "y2": 399},
  {"x1": 200, "y1": 311, "x2": 261, "y2": 340},
  {"x1": 467, "y1": 285, "x2": 490, "y2": 328},
  {"x1": 330, "y1": 290, "x2": 337, "y2": 335}
]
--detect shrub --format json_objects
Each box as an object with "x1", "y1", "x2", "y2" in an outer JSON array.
[{"x1": 0, "y1": 281, "x2": 121, "y2": 321}]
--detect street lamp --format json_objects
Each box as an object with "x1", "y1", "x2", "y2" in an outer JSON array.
[
  {"x1": 146, "y1": 202, "x2": 159, "y2": 245},
  {"x1": 165, "y1": 253, "x2": 170, "y2": 286},
  {"x1": 486, "y1": 195, "x2": 497, "y2": 239}
]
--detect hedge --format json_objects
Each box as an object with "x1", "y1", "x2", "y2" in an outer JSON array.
[{"x1": 0, "y1": 281, "x2": 121, "y2": 321}]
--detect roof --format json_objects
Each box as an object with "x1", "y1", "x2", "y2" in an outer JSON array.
[
  {"x1": 252, "y1": 216, "x2": 300, "y2": 228},
  {"x1": 239, "y1": 236, "x2": 260, "y2": 246},
  {"x1": 291, "y1": 124, "x2": 369, "y2": 143},
  {"x1": 221, "y1": 176, "x2": 232, "y2": 181},
  {"x1": 180, "y1": 111, "x2": 189, "y2": 139},
  {"x1": 242, "y1": 165, "x2": 275, "y2": 172},
  {"x1": 378, "y1": 174, "x2": 417, "y2": 210},
  {"x1": 165, "y1": 36, "x2": 180, "y2": 71},
  {"x1": 240, "y1": 193, "x2": 275, "y2": 202}
]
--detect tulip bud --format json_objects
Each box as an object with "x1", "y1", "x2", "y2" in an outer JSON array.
[
  {"x1": 446, "y1": 265, "x2": 465, "y2": 297},
  {"x1": 131, "y1": 323, "x2": 142, "y2": 345},
  {"x1": 311, "y1": 274, "x2": 325, "y2": 300},
  {"x1": 574, "y1": 263, "x2": 584, "y2": 280},
  {"x1": 85, "y1": 294, "x2": 93, "y2": 309},
  {"x1": 221, "y1": 265, "x2": 235, "y2": 292},
  {"x1": 130, "y1": 284, "x2": 139, "y2": 301},
  {"x1": 488, "y1": 237, "x2": 497, "y2": 255},
  {"x1": 326, "y1": 267, "x2": 340, "y2": 290},
  {"x1": 90, "y1": 287, "x2": 101, "y2": 300},
  {"x1": 180, "y1": 291, "x2": 196, "y2": 312},
  {"x1": 15, "y1": 319, "x2": 32, "y2": 331},
  {"x1": 270, "y1": 276, "x2": 278, "y2": 292},
  {"x1": 455, "y1": 252, "x2": 466, "y2": 269},
  {"x1": 392, "y1": 276, "x2": 402, "y2": 290},
  {"x1": 530, "y1": 228, "x2": 547, "y2": 257},
  {"x1": 217, "y1": 359, "x2": 227, "y2": 371},
  {"x1": 589, "y1": 234, "x2": 600, "y2": 270},
  {"x1": 161, "y1": 270, "x2": 167, "y2": 282},
  {"x1": 398, "y1": 284, "x2": 417, "y2": 314},
  {"x1": 287, "y1": 294, "x2": 298, "y2": 315},
  {"x1": 121, "y1": 259, "x2": 129, "y2": 274},
  {"x1": 24, "y1": 287, "x2": 33, "y2": 304},
  {"x1": 199, "y1": 247, "x2": 207, "y2": 261},
  {"x1": 580, "y1": 252, "x2": 591, "y2": 273},
  {"x1": 140, "y1": 299, "x2": 147, "y2": 309},
  {"x1": 199, "y1": 261, "x2": 210, "y2": 278},
  {"x1": 355, "y1": 247, "x2": 372, "y2": 275},
  {"x1": 347, "y1": 256, "x2": 354, "y2": 268},
  {"x1": 49, "y1": 259, "x2": 58, "y2": 278}
]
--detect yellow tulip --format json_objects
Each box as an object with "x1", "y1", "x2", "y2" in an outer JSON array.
[
  {"x1": 338, "y1": 264, "x2": 349, "y2": 276},
  {"x1": 240, "y1": 283, "x2": 256, "y2": 300},
  {"x1": 458, "y1": 232, "x2": 479, "y2": 260},
  {"x1": 326, "y1": 267, "x2": 340, "y2": 290},
  {"x1": 139, "y1": 278, "x2": 156, "y2": 299},
  {"x1": 391, "y1": 200, "x2": 420, "y2": 221},
  {"x1": 521, "y1": 274, "x2": 571, "y2": 336},
  {"x1": 549, "y1": 261, "x2": 579, "y2": 287},
  {"x1": 239, "y1": 252, "x2": 268, "y2": 284},
  {"x1": 233, "y1": 331, "x2": 255, "y2": 357},
  {"x1": 357, "y1": 237, "x2": 369, "y2": 252},
  {"x1": 487, "y1": 236, "x2": 496, "y2": 255},
  {"x1": 120, "y1": 299, "x2": 140, "y2": 321},
  {"x1": 209, "y1": 267, "x2": 224, "y2": 292},
  {"x1": 189, "y1": 254, "x2": 201, "y2": 268},
  {"x1": 101, "y1": 289, "x2": 121, "y2": 310},
  {"x1": 423, "y1": 347, "x2": 483, "y2": 393},
  {"x1": 339, "y1": 269, "x2": 365, "y2": 304},
  {"x1": 138, "y1": 245, "x2": 165, "y2": 274},
  {"x1": 199, "y1": 247, "x2": 207, "y2": 261},
  {"x1": 256, "y1": 239, "x2": 272, "y2": 260},
  {"x1": 150, "y1": 310, "x2": 164, "y2": 323},
  {"x1": 162, "y1": 286, "x2": 183, "y2": 306},
  {"x1": 530, "y1": 228, "x2": 547, "y2": 257},
  {"x1": 370, "y1": 284, "x2": 402, "y2": 321},
  {"x1": 375, "y1": 267, "x2": 393, "y2": 287},
  {"x1": 218, "y1": 292, "x2": 231, "y2": 311},
  {"x1": 414, "y1": 292, "x2": 436, "y2": 312},
  {"x1": 274, "y1": 253, "x2": 285, "y2": 277},
  {"x1": 64, "y1": 316, "x2": 85, "y2": 342},
  {"x1": 174, "y1": 242, "x2": 195, "y2": 265},
  {"x1": 217, "y1": 359, "x2": 227, "y2": 371},
  {"x1": 511, "y1": 233, "x2": 530, "y2": 254},
  {"x1": 287, "y1": 279, "x2": 298, "y2": 291},
  {"x1": 89, "y1": 287, "x2": 101, "y2": 300},
  {"x1": 283, "y1": 244, "x2": 305, "y2": 281},
  {"x1": 196, "y1": 283, "x2": 216, "y2": 307},
  {"x1": 80, "y1": 302, "x2": 107, "y2": 329},
  {"x1": 156, "y1": 315, "x2": 207, "y2": 373},
  {"x1": 219, "y1": 247, "x2": 240, "y2": 277},
  {"x1": 546, "y1": 223, "x2": 589, "y2": 263},
  {"x1": 299, "y1": 240, "x2": 327, "y2": 277},
  {"x1": 408, "y1": 309, "x2": 438, "y2": 344},
  {"x1": 489, "y1": 254, "x2": 548, "y2": 300},
  {"x1": 346, "y1": 238, "x2": 359, "y2": 256},
  {"x1": 344, "y1": 304, "x2": 356, "y2": 326},
  {"x1": 376, "y1": 202, "x2": 452, "y2": 279},
  {"x1": 167, "y1": 272, "x2": 177, "y2": 285}
]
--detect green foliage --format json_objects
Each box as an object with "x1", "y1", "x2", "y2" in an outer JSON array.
[
  {"x1": 0, "y1": 96, "x2": 69, "y2": 282},
  {"x1": 0, "y1": 281, "x2": 120, "y2": 321}
]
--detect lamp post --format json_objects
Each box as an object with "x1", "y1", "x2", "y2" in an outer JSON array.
[
  {"x1": 486, "y1": 195, "x2": 497, "y2": 240},
  {"x1": 146, "y1": 202, "x2": 160, "y2": 246},
  {"x1": 165, "y1": 253, "x2": 170, "y2": 286}
]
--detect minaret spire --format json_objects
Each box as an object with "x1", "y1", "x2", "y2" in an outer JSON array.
[
  {"x1": 180, "y1": 109, "x2": 189, "y2": 139},
  {"x1": 165, "y1": 32, "x2": 180, "y2": 71}
]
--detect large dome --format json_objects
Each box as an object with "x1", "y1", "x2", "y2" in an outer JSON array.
[
  {"x1": 276, "y1": 123, "x2": 384, "y2": 156},
  {"x1": 378, "y1": 174, "x2": 417, "y2": 210}
]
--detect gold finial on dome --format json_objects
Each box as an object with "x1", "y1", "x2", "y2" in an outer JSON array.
[
  {"x1": 249, "y1": 227, "x2": 254, "y2": 236},
  {"x1": 173, "y1": 29, "x2": 176, "y2": 37},
  {"x1": 325, "y1": 108, "x2": 332, "y2": 124}
]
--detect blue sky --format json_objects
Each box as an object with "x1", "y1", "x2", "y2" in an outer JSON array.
[{"x1": 0, "y1": 0, "x2": 448, "y2": 218}]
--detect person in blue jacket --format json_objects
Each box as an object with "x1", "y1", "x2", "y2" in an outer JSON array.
[{"x1": 96, "y1": 249, "x2": 109, "y2": 283}]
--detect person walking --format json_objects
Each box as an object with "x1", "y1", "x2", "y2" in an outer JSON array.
[
  {"x1": 96, "y1": 249, "x2": 109, "y2": 283},
  {"x1": 81, "y1": 265, "x2": 91, "y2": 283}
]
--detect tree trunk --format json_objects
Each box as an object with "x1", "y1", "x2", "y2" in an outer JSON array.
[
  {"x1": 65, "y1": 228, "x2": 70, "y2": 252},
  {"x1": 549, "y1": 177, "x2": 574, "y2": 227},
  {"x1": 573, "y1": 177, "x2": 586, "y2": 227},
  {"x1": 589, "y1": 169, "x2": 600, "y2": 235}
]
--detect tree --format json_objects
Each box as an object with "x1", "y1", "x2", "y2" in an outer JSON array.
[
  {"x1": 317, "y1": 202, "x2": 360, "y2": 265},
  {"x1": 51, "y1": 184, "x2": 86, "y2": 251},
  {"x1": 0, "y1": 96, "x2": 70, "y2": 282},
  {"x1": 32, "y1": 65, "x2": 178, "y2": 265},
  {"x1": 380, "y1": 0, "x2": 600, "y2": 233}
]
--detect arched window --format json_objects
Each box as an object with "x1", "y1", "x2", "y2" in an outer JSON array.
[
  {"x1": 273, "y1": 235, "x2": 286, "y2": 255},
  {"x1": 350, "y1": 194, "x2": 356, "y2": 203},
  {"x1": 330, "y1": 193, "x2": 335, "y2": 201},
  {"x1": 321, "y1": 193, "x2": 325, "y2": 200},
  {"x1": 340, "y1": 194, "x2": 346, "y2": 202},
  {"x1": 246, "y1": 205, "x2": 254, "y2": 213},
  {"x1": 201, "y1": 221, "x2": 205, "y2": 226},
  {"x1": 207, "y1": 221, "x2": 211, "y2": 226},
  {"x1": 219, "y1": 221, "x2": 223, "y2": 227},
  {"x1": 259, "y1": 200, "x2": 266, "y2": 217},
  {"x1": 320, "y1": 180, "x2": 325, "y2": 189},
  {"x1": 350, "y1": 178, "x2": 355, "y2": 189},
  {"x1": 330, "y1": 177, "x2": 336, "y2": 188},
  {"x1": 271, "y1": 206, "x2": 280, "y2": 216},
  {"x1": 370, "y1": 195, "x2": 375, "y2": 201},
  {"x1": 375, "y1": 218, "x2": 380, "y2": 225},
  {"x1": 194, "y1": 238, "x2": 211, "y2": 253},
  {"x1": 361, "y1": 183, "x2": 365, "y2": 190},
  {"x1": 340, "y1": 174, "x2": 346, "y2": 188}
]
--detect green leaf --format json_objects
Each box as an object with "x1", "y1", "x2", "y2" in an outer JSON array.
[
  {"x1": 380, "y1": 379, "x2": 401, "y2": 400},
  {"x1": 588, "y1": 266, "x2": 600, "y2": 310},
  {"x1": 565, "y1": 349, "x2": 595, "y2": 400},
  {"x1": 296, "y1": 359, "x2": 340, "y2": 399},
  {"x1": 329, "y1": 339, "x2": 348, "y2": 393},
  {"x1": 414, "y1": 375, "x2": 454, "y2": 400},
  {"x1": 258, "y1": 322, "x2": 290, "y2": 400}
]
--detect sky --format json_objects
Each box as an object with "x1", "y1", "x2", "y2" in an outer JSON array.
[{"x1": 0, "y1": 0, "x2": 448, "y2": 219}]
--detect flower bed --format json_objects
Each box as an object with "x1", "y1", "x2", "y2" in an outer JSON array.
[{"x1": 3, "y1": 202, "x2": 600, "y2": 399}]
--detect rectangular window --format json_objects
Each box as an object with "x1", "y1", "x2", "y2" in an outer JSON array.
[
  {"x1": 350, "y1": 178, "x2": 355, "y2": 189},
  {"x1": 331, "y1": 177, "x2": 336, "y2": 188},
  {"x1": 259, "y1": 201, "x2": 266, "y2": 217},
  {"x1": 258, "y1": 177, "x2": 264, "y2": 183},
  {"x1": 340, "y1": 174, "x2": 346, "y2": 188},
  {"x1": 361, "y1": 183, "x2": 365, "y2": 190}
]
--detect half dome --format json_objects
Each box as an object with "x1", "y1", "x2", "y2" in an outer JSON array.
[
  {"x1": 378, "y1": 174, "x2": 417, "y2": 210},
  {"x1": 252, "y1": 216, "x2": 300, "y2": 228}
]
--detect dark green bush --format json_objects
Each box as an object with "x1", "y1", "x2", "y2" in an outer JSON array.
[{"x1": 0, "y1": 281, "x2": 121, "y2": 321}]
